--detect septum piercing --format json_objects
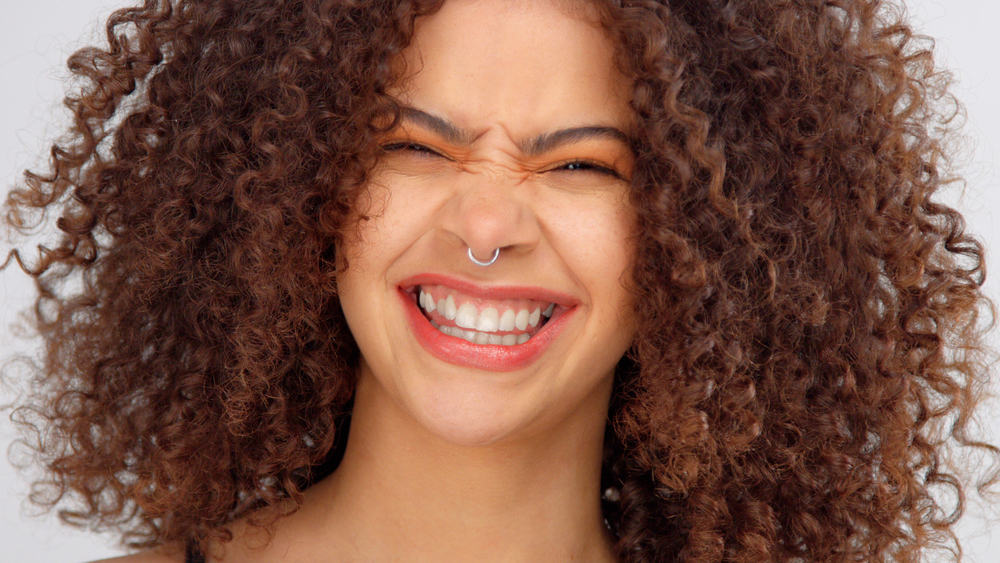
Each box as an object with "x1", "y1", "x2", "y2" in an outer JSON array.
[{"x1": 468, "y1": 247, "x2": 500, "y2": 267}]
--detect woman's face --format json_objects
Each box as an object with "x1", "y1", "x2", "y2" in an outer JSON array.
[{"x1": 337, "y1": 0, "x2": 637, "y2": 446}]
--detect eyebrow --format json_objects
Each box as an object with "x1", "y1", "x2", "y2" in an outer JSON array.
[{"x1": 397, "y1": 106, "x2": 631, "y2": 156}]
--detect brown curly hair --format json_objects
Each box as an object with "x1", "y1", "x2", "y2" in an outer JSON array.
[{"x1": 3, "y1": 0, "x2": 997, "y2": 560}]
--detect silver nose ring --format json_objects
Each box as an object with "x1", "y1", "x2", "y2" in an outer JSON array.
[{"x1": 468, "y1": 247, "x2": 500, "y2": 267}]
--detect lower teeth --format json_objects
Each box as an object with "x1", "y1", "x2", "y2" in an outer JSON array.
[{"x1": 431, "y1": 321, "x2": 531, "y2": 346}]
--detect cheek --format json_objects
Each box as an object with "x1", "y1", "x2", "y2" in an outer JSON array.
[
  {"x1": 549, "y1": 196, "x2": 635, "y2": 282},
  {"x1": 341, "y1": 178, "x2": 427, "y2": 264},
  {"x1": 543, "y1": 193, "x2": 637, "y2": 341}
]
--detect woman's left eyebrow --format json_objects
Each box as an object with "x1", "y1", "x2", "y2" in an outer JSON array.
[
  {"x1": 397, "y1": 106, "x2": 630, "y2": 155},
  {"x1": 519, "y1": 126, "x2": 630, "y2": 156}
]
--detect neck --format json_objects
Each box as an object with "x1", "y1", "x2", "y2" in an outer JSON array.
[{"x1": 309, "y1": 367, "x2": 616, "y2": 561}]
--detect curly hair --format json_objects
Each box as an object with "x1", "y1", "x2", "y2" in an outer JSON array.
[{"x1": 3, "y1": 0, "x2": 997, "y2": 560}]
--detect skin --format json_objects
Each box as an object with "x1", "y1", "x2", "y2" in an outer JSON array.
[{"x1": 98, "y1": 0, "x2": 637, "y2": 560}]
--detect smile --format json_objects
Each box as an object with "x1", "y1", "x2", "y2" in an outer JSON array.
[
  {"x1": 397, "y1": 274, "x2": 578, "y2": 371},
  {"x1": 417, "y1": 284, "x2": 556, "y2": 346}
]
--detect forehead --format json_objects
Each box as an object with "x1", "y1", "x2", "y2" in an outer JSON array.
[{"x1": 390, "y1": 0, "x2": 632, "y2": 141}]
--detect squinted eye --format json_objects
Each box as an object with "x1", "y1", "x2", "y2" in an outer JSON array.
[
  {"x1": 381, "y1": 142, "x2": 443, "y2": 158},
  {"x1": 554, "y1": 160, "x2": 622, "y2": 179}
]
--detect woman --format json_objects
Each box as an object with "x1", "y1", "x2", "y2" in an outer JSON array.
[{"x1": 3, "y1": 0, "x2": 996, "y2": 561}]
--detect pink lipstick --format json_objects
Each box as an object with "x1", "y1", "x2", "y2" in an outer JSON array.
[{"x1": 397, "y1": 274, "x2": 578, "y2": 372}]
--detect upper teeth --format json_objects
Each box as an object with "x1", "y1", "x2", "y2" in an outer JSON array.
[{"x1": 417, "y1": 287, "x2": 555, "y2": 333}]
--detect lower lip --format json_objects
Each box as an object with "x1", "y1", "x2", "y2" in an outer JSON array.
[{"x1": 398, "y1": 288, "x2": 576, "y2": 372}]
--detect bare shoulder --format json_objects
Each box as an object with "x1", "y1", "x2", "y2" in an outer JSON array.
[{"x1": 86, "y1": 545, "x2": 184, "y2": 563}]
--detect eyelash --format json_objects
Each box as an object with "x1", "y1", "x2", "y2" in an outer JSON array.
[
  {"x1": 380, "y1": 142, "x2": 622, "y2": 179},
  {"x1": 554, "y1": 160, "x2": 621, "y2": 179},
  {"x1": 381, "y1": 142, "x2": 442, "y2": 157}
]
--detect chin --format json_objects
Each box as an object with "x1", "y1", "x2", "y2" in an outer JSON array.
[{"x1": 408, "y1": 385, "x2": 538, "y2": 447}]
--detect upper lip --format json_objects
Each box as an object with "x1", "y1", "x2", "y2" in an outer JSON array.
[{"x1": 398, "y1": 273, "x2": 580, "y2": 307}]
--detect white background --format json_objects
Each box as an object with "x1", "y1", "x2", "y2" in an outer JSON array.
[{"x1": 1, "y1": 1, "x2": 997, "y2": 561}]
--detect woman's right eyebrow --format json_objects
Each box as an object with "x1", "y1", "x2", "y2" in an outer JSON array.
[{"x1": 397, "y1": 106, "x2": 630, "y2": 156}]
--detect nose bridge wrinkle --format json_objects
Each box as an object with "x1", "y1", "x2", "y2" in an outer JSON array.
[
  {"x1": 442, "y1": 163, "x2": 540, "y2": 256},
  {"x1": 461, "y1": 153, "x2": 529, "y2": 184},
  {"x1": 457, "y1": 160, "x2": 532, "y2": 209}
]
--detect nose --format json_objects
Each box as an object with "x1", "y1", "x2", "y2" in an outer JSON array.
[{"x1": 438, "y1": 168, "x2": 541, "y2": 262}]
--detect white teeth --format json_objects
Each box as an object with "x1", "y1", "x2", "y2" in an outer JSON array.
[
  {"x1": 444, "y1": 295, "x2": 457, "y2": 320},
  {"x1": 476, "y1": 307, "x2": 499, "y2": 332},
  {"x1": 421, "y1": 289, "x2": 436, "y2": 313},
  {"x1": 499, "y1": 309, "x2": 516, "y2": 331},
  {"x1": 515, "y1": 309, "x2": 529, "y2": 331},
  {"x1": 528, "y1": 307, "x2": 540, "y2": 328},
  {"x1": 455, "y1": 303, "x2": 478, "y2": 329},
  {"x1": 416, "y1": 289, "x2": 557, "y2": 345},
  {"x1": 430, "y1": 321, "x2": 532, "y2": 346}
]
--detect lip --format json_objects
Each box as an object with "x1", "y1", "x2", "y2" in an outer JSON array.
[
  {"x1": 397, "y1": 273, "x2": 581, "y2": 307},
  {"x1": 396, "y1": 274, "x2": 580, "y2": 371}
]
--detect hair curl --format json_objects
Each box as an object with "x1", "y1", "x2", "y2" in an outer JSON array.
[{"x1": 3, "y1": 0, "x2": 997, "y2": 561}]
